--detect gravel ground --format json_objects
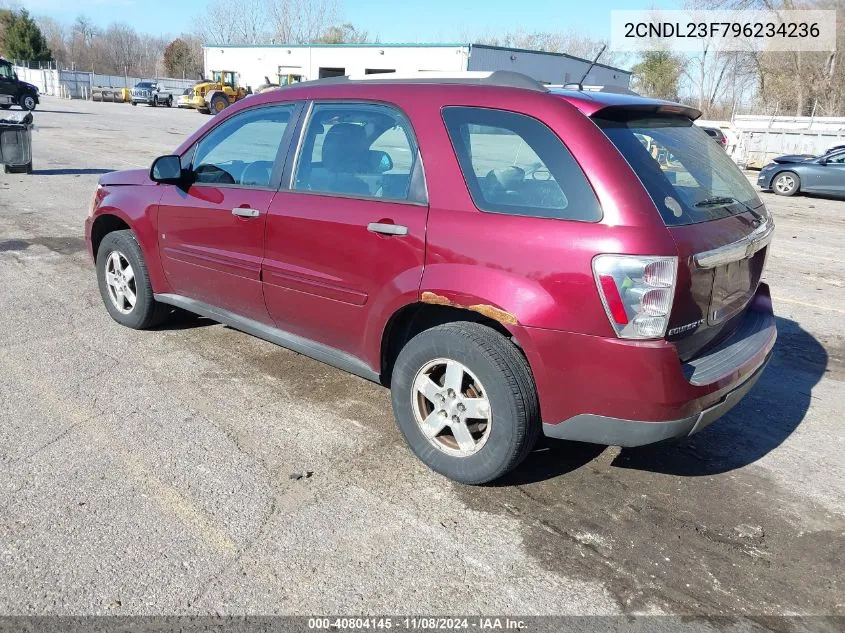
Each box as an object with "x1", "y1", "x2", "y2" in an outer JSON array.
[{"x1": 0, "y1": 97, "x2": 842, "y2": 617}]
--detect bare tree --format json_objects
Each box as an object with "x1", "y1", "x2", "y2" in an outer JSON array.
[
  {"x1": 198, "y1": 0, "x2": 269, "y2": 45},
  {"x1": 266, "y1": 0, "x2": 340, "y2": 43}
]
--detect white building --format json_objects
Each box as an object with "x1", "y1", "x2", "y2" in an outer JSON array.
[{"x1": 202, "y1": 43, "x2": 631, "y2": 93}]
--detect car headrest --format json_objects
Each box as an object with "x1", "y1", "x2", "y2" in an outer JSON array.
[{"x1": 322, "y1": 123, "x2": 366, "y2": 173}]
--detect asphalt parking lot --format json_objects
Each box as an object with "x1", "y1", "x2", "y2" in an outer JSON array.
[{"x1": 0, "y1": 96, "x2": 843, "y2": 616}]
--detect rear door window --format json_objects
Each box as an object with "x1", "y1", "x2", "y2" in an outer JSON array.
[
  {"x1": 442, "y1": 107, "x2": 601, "y2": 221},
  {"x1": 293, "y1": 102, "x2": 423, "y2": 202}
]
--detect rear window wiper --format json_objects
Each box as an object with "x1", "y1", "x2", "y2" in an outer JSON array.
[
  {"x1": 695, "y1": 195, "x2": 766, "y2": 222},
  {"x1": 694, "y1": 196, "x2": 736, "y2": 207}
]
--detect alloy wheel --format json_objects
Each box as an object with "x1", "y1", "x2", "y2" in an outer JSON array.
[
  {"x1": 774, "y1": 174, "x2": 795, "y2": 194},
  {"x1": 104, "y1": 250, "x2": 137, "y2": 314},
  {"x1": 411, "y1": 358, "x2": 492, "y2": 457}
]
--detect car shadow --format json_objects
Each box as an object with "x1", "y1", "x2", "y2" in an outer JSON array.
[
  {"x1": 508, "y1": 316, "x2": 825, "y2": 483},
  {"x1": 31, "y1": 168, "x2": 114, "y2": 176},
  {"x1": 152, "y1": 309, "x2": 216, "y2": 331}
]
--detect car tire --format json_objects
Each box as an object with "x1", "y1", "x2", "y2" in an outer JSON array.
[
  {"x1": 772, "y1": 171, "x2": 800, "y2": 196},
  {"x1": 391, "y1": 322, "x2": 540, "y2": 484},
  {"x1": 131, "y1": 101, "x2": 137, "y2": 106},
  {"x1": 209, "y1": 94, "x2": 228, "y2": 115},
  {"x1": 96, "y1": 230, "x2": 170, "y2": 330},
  {"x1": 166, "y1": 97, "x2": 173, "y2": 108},
  {"x1": 20, "y1": 94, "x2": 37, "y2": 111}
]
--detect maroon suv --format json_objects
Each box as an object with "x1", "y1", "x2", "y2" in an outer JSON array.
[{"x1": 85, "y1": 72, "x2": 776, "y2": 484}]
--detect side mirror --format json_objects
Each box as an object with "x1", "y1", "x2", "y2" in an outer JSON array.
[
  {"x1": 13, "y1": 72, "x2": 18, "y2": 81},
  {"x1": 818, "y1": 157, "x2": 828, "y2": 165},
  {"x1": 150, "y1": 155, "x2": 184, "y2": 184}
]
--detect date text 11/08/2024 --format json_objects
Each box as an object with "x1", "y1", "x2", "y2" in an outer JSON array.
[{"x1": 307, "y1": 617, "x2": 527, "y2": 630}]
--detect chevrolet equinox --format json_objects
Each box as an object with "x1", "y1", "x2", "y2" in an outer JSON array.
[{"x1": 85, "y1": 72, "x2": 777, "y2": 484}]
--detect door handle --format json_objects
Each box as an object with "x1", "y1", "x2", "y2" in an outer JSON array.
[
  {"x1": 367, "y1": 222, "x2": 408, "y2": 236},
  {"x1": 232, "y1": 207, "x2": 260, "y2": 218}
]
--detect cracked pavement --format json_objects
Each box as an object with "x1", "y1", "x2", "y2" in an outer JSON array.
[{"x1": 0, "y1": 97, "x2": 842, "y2": 616}]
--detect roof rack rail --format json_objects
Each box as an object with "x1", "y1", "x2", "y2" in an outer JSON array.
[{"x1": 292, "y1": 71, "x2": 548, "y2": 92}]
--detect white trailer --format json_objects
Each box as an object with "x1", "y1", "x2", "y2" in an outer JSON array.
[{"x1": 699, "y1": 115, "x2": 845, "y2": 169}]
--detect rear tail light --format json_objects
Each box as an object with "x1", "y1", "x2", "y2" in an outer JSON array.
[{"x1": 593, "y1": 255, "x2": 677, "y2": 339}]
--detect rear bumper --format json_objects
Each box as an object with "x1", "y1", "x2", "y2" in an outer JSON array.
[
  {"x1": 526, "y1": 284, "x2": 776, "y2": 446},
  {"x1": 542, "y1": 352, "x2": 771, "y2": 446}
]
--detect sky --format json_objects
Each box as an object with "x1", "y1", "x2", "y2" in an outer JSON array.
[{"x1": 19, "y1": 0, "x2": 680, "y2": 43}]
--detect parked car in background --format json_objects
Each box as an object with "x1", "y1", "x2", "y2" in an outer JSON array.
[
  {"x1": 130, "y1": 81, "x2": 175, "y2": 107},
  {"x1": 0, "y1": 58, "x2": 39, "y2": 111},
  {"x1": 757, "y1": 147, "x2": 845, "y2": 197},
  {"x1": 85, "y1": 71, "x2": 776, "y2": 484},
  {"x1": 176, "y1": 88, "x2": 194, "y2": 109},
  {"x1": 701, "y1": 126, "x2": 727, "y2": 149}
]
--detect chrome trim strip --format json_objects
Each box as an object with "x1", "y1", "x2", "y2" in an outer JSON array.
[{"x1": 693, "y1": 217, "x2": 775, "y2": 269}]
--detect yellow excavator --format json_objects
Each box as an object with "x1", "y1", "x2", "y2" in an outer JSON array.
[{"x1": 191, "y1": 70, "x2": 248, "y2": 115}]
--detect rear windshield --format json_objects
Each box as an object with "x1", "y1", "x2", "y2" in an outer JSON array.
[{"x1": 595, "y1": 115, "x2": 760, "y2": 226}]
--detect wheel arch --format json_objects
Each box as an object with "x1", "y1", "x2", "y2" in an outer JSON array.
[
  {"x1": 90, "y1": 213, "x2": 132, "y2": 262},
  {"x1": 379, "y1": 301, "x2": 532, "y2": 387}
]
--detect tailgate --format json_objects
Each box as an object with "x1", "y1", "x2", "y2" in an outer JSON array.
[{"x1": 667, "y1": 208, "x2": 773, "y2": 360}]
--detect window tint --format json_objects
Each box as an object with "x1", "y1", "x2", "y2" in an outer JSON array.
[
  {"x1": 0, "y1": 65, "x2": 12, "y2": 80},
  {"x1": 595, "y1": 115, "x2": 760, "y2": 226},
  {"x1": 442, "y1": 107, "x2": 601, "y2": 221},
  {"x1": 827, "y1": 151, "x2": 845, "y2": 164},
  {"x1": 294, "y1": 102, "x2": 418, "y2": 201},
  {"x1": 192, "y1": 105, "x2": 293, "y2": 188}
]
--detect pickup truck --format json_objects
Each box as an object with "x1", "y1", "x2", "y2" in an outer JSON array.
[
  {"x1": 130, "y1": 81, "x2": 176, "y2": 107},
  {"x1": 0, "y1": 58, "x2": 39, "y2": 111}
]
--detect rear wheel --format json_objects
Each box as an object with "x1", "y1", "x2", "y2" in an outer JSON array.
[
  {"x1": 772, "y1": 171, "x2": 799, "y2": 196},
  {"x1": 20, "y1": 94, "x2": 36, "y2": 111},
  {"x1": 210, "y1": 94, "x2": 228, "y2": 115},
  {"x1": 391, "y1": 322, "x2": 540, "y2": 484},
  {"x1": 166, "y1": 96, "x2": 173, "y2": 107},
  {"x1": 96, "y1": 230, "x2": 169, "y2": 329}
]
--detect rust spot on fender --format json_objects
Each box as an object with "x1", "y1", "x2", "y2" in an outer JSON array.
[{"x1": 420, "y1": 292, "x2": 518, "y2": 326}]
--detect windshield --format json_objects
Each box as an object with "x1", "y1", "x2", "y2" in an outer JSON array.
[
  {"x1": 595, "y1": 115, "x2": 761, "y2": 226},
  {"x1": 135, "y1": 82, "x2": 153, "y2": 89}
]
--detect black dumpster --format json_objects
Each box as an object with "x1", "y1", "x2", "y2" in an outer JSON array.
[{"x1": 0, "y1": 111, "x2": 33, "y2": 174}]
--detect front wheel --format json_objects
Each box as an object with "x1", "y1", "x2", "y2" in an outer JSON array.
[
  {"x1": 166, "y1": 97, "x2": 173, "y2": 107},
  {"x1": 96, "y1": 230, "x2": 169, "y2": 329},
  {"x1": 772, "y1": 171, "x2": 800, "y2": 196},
  {"x1": 391, "y1": 322, "x2": 540, "y2": 484},
  {"x1": 20, "y1": 94, "x2": 37, "y2": 111},
  {"x1": 209, "y1": 94, "x2": 228, "y2": 115}
]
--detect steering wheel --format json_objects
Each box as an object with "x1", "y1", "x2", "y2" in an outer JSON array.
[{"x1": 194, "y1": 163, "x2": 236, "y2": 185}]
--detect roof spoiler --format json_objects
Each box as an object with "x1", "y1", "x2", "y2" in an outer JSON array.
[{"x1": 592, "y1": 102, "x2": 703, "y2": 122}]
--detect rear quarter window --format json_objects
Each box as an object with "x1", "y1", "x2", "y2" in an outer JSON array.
[{"x1": 442, "y1": 107, "x2": 601, "y2": 222}]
